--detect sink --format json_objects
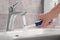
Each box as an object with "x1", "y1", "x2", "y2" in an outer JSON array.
[
  {"x1": 13, "y1": 29, "x2": 60, "y2": 40},
  {"x1": 0, "y1": 28, "x2": 60, "y2": 40},
  {"x1": 7, "y1": 28, "x2": 45, "y2": 39},
  {"x1": 6, "y1": 28, "x2": 60, "y2": 40},
  {"x1": 0, "y1": 32, "x2": 12, "y2": 40}
]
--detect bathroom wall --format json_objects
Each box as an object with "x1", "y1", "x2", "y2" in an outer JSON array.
[
  {"x1": 58, "y1": 0, "x2": 60, "y2": 2},
  {"x1": 44, "y1": 0, "x2": 58, "y2": 12},
  {"x1": 0, "y1": 0, "x2": 9, "y2": 31},
  {"x1": 9, "y1": 0, "x2": 42, "y2": 13}
]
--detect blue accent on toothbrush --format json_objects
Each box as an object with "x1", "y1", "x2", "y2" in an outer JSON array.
[{"x1": 35, "y1": 20, "x2": 43, "y2": 27}]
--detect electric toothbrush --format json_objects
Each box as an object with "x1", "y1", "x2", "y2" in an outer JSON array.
[{"x1": 25, "y1": 20, "x2": 43, "y2": 28}]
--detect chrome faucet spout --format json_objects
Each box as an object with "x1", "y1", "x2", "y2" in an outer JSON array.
[{"x1": 7, "y1": 11, "x2": 27, "y2": 31}]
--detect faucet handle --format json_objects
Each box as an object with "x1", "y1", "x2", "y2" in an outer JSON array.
[
  {"x1": 13, "y1": 2, "x2": 19, "y2": 8},
  {"x1": 9, "y1": 2, "x2": 19, "y2": 13}
]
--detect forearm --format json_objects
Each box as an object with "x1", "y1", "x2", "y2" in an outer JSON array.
[
  {"x1": 50, "y1": 3, "x2": 60, "y2": 15},
  {"x1": 47, "y1": 3, "x2": 60, "y2": 19}
]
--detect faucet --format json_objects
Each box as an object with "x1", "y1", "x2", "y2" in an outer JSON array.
[
  {"x1": 7, "y1": 12, "x2": 27, "y2": 31},
  {"x1": 7, "y1": 1, "x2": 27, "y2": 31},
  {"x1": 7, "y1": 2, "x2": 19, "y2": 31}
]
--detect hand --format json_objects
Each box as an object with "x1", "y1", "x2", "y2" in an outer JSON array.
[
  {"x1": 38, "y1": 12, "x2": 57, "y2": 28},
  {"x1": 38, "y1": 3, "x2": 60, "y2": 28}
]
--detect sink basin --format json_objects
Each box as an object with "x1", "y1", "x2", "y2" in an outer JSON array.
[
  {"x1": 13, "y1": 29, "x2": 60, "y2": 40},
  {"x1": 6, "y1": 28, "x2": 60, "y2": 40},
  {"x1": 0, "y1": 28, "x2": 60, "y2": 40},
  {"x1": 0, "y1": 32, "x2": 12, "y2": 40},
  {"x1": 7, "y1": 28, "x2": 45, "y2": 39},
  {"x1": 15, "y1": 35, "x2": 60, "y2": 40}
]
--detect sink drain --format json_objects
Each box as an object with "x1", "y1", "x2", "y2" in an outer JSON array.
[{"x1": 15, "y1": 35, "x2": 19, "y2": 37}]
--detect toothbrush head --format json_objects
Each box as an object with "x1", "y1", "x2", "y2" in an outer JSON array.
[{"x1": 35, "y1": 20, "x2": 43, "y2": 27}]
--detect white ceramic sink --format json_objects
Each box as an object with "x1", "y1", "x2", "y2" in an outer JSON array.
[
  {"x1": 7, "y1": 28, "x2": 44, "y2": 39},
  {"x1": 0, "y1": 32, "x2": 12, "y2": 40},
  {"x1": 0, "y1": 28, "x2": 60, "y2": 40},
  {"x1": 6, "y1": 28, "x2": 60, "y2": 39}
]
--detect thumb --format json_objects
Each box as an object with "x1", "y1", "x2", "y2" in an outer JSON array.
[{"x1": 40, "y1": 19, "x2": 50, "y2": 28}]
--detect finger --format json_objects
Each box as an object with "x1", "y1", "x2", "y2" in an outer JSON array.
[
  {"x1": 40, "y1": 20, "x2": 50, "y2": 28},
  {"x1": 48, "y1": 20, "x2": 53, "y2": 25}
]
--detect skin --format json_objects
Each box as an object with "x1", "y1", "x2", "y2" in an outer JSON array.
[{"x1": 38, "y1": 3, "x2": 60, "y2": 28}]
